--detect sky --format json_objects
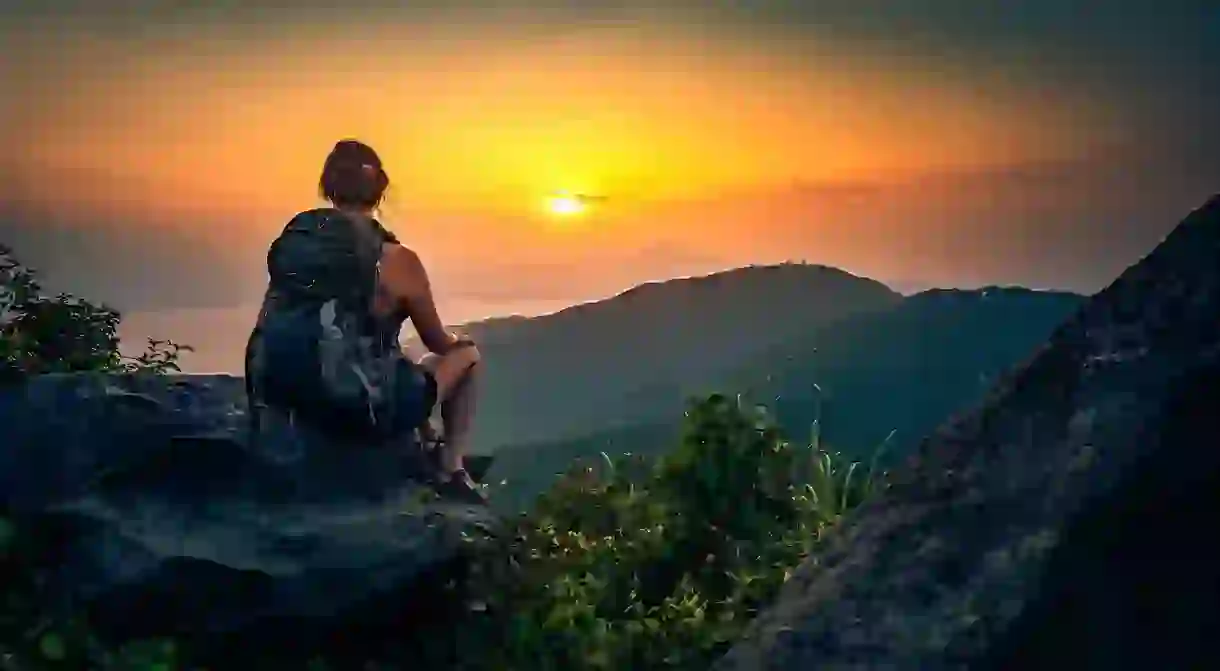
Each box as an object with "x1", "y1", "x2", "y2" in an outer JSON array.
[{"x1": 2, "y1": 1, "x2": 1219, "y2": 372}]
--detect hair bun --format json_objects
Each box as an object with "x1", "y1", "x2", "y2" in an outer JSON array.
[{"x1": 318, "y1": 139, "x2": 389, "y2": 208}]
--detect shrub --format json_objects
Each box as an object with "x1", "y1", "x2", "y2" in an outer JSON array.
[
  {"x1": 454, "y1": 393, "x2": 890, "y2": 671},
  {"x1": 0, "y1": 245, "x2": 189, "y2": 383}
]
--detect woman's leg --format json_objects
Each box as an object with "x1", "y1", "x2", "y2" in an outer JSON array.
[{"x1": 417, "y1": 346, "x2": 481, "y2": 475}]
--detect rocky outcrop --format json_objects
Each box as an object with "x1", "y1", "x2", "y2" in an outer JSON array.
[
  {"x1": 0, "y1": 373, "x2": 497, "y2": 667},
  {"x1": 713, "y1": 194, "x2": 1220, "y2": 670}
]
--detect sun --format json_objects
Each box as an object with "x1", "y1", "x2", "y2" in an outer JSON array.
[{"x1": 546, "y1": 194, "x2": 586, "y2": 217}]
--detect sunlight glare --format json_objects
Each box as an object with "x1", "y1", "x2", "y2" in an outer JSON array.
[{"x1": 546, "y1": 194, "x2": 586, "y2": 217}]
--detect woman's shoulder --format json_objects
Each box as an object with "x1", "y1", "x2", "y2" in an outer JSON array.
[{"x1": 370, "y1": 218, "x2": 400, "y2": 245}]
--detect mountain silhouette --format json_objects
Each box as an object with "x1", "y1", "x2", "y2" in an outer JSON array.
[
  {"x1": 458, "y1": 263, "x2": 903, "y2": 449},
  {"x1": 444, "y1": 267, "x2": 1084, "y2": 511}
]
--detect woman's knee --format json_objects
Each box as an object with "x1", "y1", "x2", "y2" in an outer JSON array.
[
  {"x1": 417, "y1": 351, "x2": 442, "y2": 372},
  {"x1": 417, "y1": 345, "x2": 479, "y2": 370},
  {"x1": 454, "y1": 344, "x2": 481, "y2": 367},
  {"x1": 429, "y1": 346, "x2": 481, "y2": 399}
]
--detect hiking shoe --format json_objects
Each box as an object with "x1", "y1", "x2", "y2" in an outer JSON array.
[{"x1": 434, "y1": 469, "x2": 488, "y2": 506}]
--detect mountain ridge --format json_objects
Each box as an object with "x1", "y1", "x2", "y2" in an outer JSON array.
[
  {"x1": 453, "y1": 262, "x2": 905, "y2": 448},
  {"x1": 453, "y1": 262, "x2": 901, "y2": 348},
  {"x1": 460, "y1": 273, "x2": 1086, "y2": 511}
]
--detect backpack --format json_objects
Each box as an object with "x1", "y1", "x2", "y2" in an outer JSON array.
[{"x1": 245, "y1": 209, "x2": 422, "y2": 443}]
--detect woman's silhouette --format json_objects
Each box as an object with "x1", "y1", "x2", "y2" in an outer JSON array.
[{"x1": 244, "y1": 139, "x2": 485, "y2": 504}]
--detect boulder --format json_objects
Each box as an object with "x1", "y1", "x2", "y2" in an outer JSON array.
[
  {"x1": 0, "y1": 373, "x2": 498, "y2": 667},
  {"x1": 713, "y1": 194, "x2": 1220, "y2": 670}
]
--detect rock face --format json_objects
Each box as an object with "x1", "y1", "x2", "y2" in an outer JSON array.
[
  {"x1": 713, "y1": 195, "x2": 1220, "y2": 671},
  {"x1": 0, "y1": 373, "x2": 496, "y2": 667}
]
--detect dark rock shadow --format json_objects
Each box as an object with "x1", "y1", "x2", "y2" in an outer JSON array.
[{"x1": 977, "y1": 359, "x2": 1220, "y2": 670}]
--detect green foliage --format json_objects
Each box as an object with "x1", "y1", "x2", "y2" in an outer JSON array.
[
  {"x1": 0, "y1": 245, "x2": 190, "y2": 383},
  {"x1": 455, "y1": 393, "x2": 889, "y2": 671}
]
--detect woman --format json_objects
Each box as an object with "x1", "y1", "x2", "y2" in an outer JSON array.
[{"x1": 245, "y1": 139, "x2": 485, "y2": 504}]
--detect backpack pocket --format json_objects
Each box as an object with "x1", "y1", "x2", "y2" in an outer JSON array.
[{"x1": 255, "y1": 301, "x2": 383, "y2": 440}]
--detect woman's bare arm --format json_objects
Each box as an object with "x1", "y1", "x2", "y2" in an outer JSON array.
[{"x1": 378, "y1": 243, "x2": 458, "y2": 354}]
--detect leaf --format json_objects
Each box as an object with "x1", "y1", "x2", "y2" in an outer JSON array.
[
  {"x1": 39, "y1": 632, "x2": 66, "y2": 661},
  {"x1": 840, "y1": 461, "x2": 859, "y2": 512}
]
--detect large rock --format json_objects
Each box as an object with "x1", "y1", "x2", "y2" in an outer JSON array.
[
  {"x1": 714, "y1": 194, "x2": 1220, "y2": 670},
  {"x1": 0, "y1": 373, "x2": 497, "y2": 667}
]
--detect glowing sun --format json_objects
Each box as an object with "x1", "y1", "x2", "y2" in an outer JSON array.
[{"x1": 546, "y1": 194, "x2": 586, "y2": 217}]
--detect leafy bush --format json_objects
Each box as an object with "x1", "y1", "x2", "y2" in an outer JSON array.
[
  {"x1": 453, "y1": 394, "x2": 890, "y2": 671},
  {"x1": 0, "y1": 245, "x2": 889, "y2": 670},
  {"x1": 1, "y1": 245, "x2": 189, "y2": 383}
]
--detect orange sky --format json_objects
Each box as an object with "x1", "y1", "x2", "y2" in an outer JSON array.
[
  {"x1": 13, "y1": 18, "x2": 1121, "y2": 218},
  {"x1": 2, "y1": 2, "x2": 1218, "y2": 372}
]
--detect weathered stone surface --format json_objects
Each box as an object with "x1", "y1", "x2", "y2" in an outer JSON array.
[
  {"x1": 0, "y1": 372, "x2": 496, "y2": 665},
  {"x1": 713, "y1": 194, "x2": 1220, "y2": 670}
]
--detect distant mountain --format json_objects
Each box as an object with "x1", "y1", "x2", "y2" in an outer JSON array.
[
  {"x1": 736, "y1": 286, "x2": 1087, "y2": 452},
  {"x1": 458, "y1": 263, "x2": 903, "y2": 449},
  {"x1": 483, "y1": 285, "x2": 1087, "y2": 512}
]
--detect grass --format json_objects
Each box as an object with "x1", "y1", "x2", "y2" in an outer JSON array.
[{"x1": 1, "y1": 247, "x2": 890, "y2": 670}]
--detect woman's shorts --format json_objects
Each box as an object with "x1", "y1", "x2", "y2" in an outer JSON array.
[{"x1": 389, "y1": 357, "x2": 438, "y2": 432}]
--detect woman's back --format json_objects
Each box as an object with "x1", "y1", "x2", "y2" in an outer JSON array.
[
  {"x1": 245, "y1": 207, "x2": 417, "y2": 440},
  {"x1": 260, "y1": 207, "x2": 402, "y2": 341}
]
